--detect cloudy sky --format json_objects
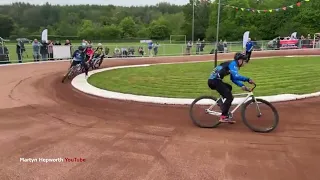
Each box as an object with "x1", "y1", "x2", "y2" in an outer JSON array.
[{"x1": 0, "y1": 0, "x2": 190, "y2": 6}]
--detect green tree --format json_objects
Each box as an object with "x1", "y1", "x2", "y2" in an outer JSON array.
[
  {"x1": 0, "y1": 14, "x2": 15, "y2": 38},
  {"x1": 136, "y1": 26, "x2": 149, "y2": 38},
  {"x1": 100, "y1": 25, "x2": 122, "y2": 40},
  {"x1": 163, "y1": 12, "x2": 185, "y2": 35},
  {"x1": 148, "y1": 20, "x2": 170, "y2": 40},
  {"x1": 1, "y1": 1, "x2": 319, "y2": 41},
  {"x1": 182, "y1": 0, "x2": 211, "y2": 40},
  {"x1": 119, "y1": 16, "x2": 137, "y2": 38}
]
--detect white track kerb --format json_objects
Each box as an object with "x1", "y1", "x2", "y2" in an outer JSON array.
[{"x1": 71, "y1": 56, "x2": 320, "y2": 105}]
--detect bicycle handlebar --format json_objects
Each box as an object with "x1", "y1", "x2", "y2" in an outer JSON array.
[{"x1": 251, "y1": 83, "x2": 256, "y2": 91}]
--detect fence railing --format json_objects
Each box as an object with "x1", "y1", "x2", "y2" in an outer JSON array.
[{"x1": 0, "y1": 39, "x2": 319, "y2": 63}]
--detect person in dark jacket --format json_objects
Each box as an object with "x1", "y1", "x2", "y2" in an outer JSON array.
[
  {"x1": 40, "y1": 41, "x2": 48, "y2": 61},
  {"x1": 245, "y1": 38, "x2": 253, "y2": 62},
  {"x1": 16, "y1": 40, "x2": 25, "y2": 63}
]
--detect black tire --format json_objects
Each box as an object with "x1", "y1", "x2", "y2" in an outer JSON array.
[
  {"x1": 62, "y1": 68, "x2": 73, "y2": 83},
  {"x1": 61, "y1": 75, "x2": 67, "y2": 83},
  {"x1": 93, "y1": 59, "x2": 100, "y2": 69},
  {"x1": 98, "y1": 58, "x2": 104, "y2": 67},
  {"x1": 241, "y1": 98, "x2": 279, "y2": 133},
  {"x1": 62, "y1": 66, "x2": 77, "y2": 83},
  {"x1": 189, "y1": 96, "x2": 222, "y2": 128}
]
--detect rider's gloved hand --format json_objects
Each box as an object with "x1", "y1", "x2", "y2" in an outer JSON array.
[
  {"x1": 241, "y1": 86, "x2": 251, "y2": 92},
  {"x1": 248, "y1": 79, "x2": 255, "y2": 84}
]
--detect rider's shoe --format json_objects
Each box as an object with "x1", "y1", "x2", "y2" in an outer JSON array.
[{"x1": 219, "y1": 115, "x2": 235, "y2": 123}]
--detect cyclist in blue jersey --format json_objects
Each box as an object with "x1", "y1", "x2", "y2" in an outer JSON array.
[
  {"x1": 208, "y1": 52, "x2": 254, "y2": 123},
  {"x1": 69, "y1": 46, "x2": 89, "y2": 77}
]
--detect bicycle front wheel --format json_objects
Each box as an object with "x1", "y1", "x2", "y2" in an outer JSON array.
[
  {"x1": 92, "y1": 59, "x2": 100, "y2": 69},
  {"x1": 241, "y1": 98, "x2": 279, "y2": 133},
  {"x1": 189, "y1": 96, "x2": 222, "y2": 128},
  {"x1": 62, "y1": 68, "x2": 73, "y2": 83}
]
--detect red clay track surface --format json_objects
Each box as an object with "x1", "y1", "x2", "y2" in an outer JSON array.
[{"x1": 0, "y1": 49, "x2": 320, "y2": 180}]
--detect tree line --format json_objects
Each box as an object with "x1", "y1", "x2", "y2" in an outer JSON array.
[{"x1": 0, "y1": 0, "x2": 319, "y2": 42}]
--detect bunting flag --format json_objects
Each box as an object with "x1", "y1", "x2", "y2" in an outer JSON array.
[{"x1": 222, "y1": 0, "x2": 310, "y2": 13}]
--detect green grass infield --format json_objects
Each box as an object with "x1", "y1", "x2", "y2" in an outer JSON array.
[{"x1": 87, "y1": 56, "x2": 320, "y2": 98}]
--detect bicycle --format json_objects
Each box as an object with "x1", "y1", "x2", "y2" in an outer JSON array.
[
  {"x1": 189, "y1": 83, "x2": 279, "y2": 133},
  {"x1": 61, "y1": 61, "x2": 85, "y2": 83},
  {"x1": 89, "y1": 57, "x2": 102, "y2": 70}
]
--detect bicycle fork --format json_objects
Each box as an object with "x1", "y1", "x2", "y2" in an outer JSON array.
[{"x1": 252, "y1": 97, "x2": 262, "y2": 117}]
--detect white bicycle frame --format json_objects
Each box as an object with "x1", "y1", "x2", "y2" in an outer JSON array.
[{"x1": 206, "y1": 91, "x2": 261, "y2": 117}]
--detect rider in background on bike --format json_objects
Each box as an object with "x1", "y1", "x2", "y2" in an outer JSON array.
[
  {"x1": 69, "y1": 46, "x2": 89, "y2": 77},
  {"x1": 94, "y1": 43, "x2": 105, "y2": 66},
  {"x1": 208, "y1": 52, "x2": 254, "y2": 123},
  {"x1": 85, "y1": 44, "x2": 94, "y2": 63}
]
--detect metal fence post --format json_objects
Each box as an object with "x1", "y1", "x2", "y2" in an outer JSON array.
[{"x1": 181, "y1": 44, "x2": 184, "y2": 56}]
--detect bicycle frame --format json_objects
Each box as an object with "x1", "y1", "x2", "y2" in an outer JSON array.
[{"x1": 206, "y1": 85, "x2": 261, "y2": 117}]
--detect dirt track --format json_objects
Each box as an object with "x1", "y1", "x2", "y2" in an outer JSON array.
[{"x1": 0, "y1": 49, "x2": 320, "y2": 180}]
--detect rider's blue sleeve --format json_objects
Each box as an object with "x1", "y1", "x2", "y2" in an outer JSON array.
[
  {"x1": 229, "y1": 61, "x2": 250, "y2": 87},
  {"x1": 72, "y1": 51, "x2": 77, "y2": 58},
  {"x1": 231, "y1": 79, "x2": 245, "y2": 87}
]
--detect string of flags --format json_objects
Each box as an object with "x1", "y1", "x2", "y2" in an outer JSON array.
[{"x1": 223, "y1": 0, "x2": 310, "y2": 13}]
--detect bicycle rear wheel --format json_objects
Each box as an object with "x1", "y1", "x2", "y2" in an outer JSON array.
[
  {"x1": 241, "y1": 98, "x2": 279, "y2": 133},
  {"x1": 189, "y1": 96, "x2": 222, "y2": 128}
]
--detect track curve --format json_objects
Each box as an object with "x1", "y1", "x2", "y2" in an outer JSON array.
[{"x1": 1, "y1": 50, "x2": 320, "y2": 180}]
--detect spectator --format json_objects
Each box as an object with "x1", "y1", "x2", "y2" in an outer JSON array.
[
  {"x1": 0, "y1": 42, "x2": 9, "y2": 62},
  {"x1": 138, "y1": 47, "x2": 144, "y2": 56},
  {"x1": 245, "y1": 38, "x2": 253, "y2": 62},
  {"x1": 200, "y1": 40, "x2": 205, "y2": 53},
  {"x1": 217, "y1": 40, "x2": 224, "y2": 53},
  {"x1": 121, "y1": 47, "x2": 128, "y2": 57},
  {"x1": 65, "y1": 39, "x2": 72, "y2": 58},
  {"x1": 148, "y1": 40, "x2": 153, "y2": 56},
  {"x1": 54, "y1": 41, "x2": 61, "y2": 45},
  {"x1": 40, "y1": 40, "x2": 48, "y2": 61},
  {"x1": 153, "y1": 42, "x2": 159, "y2": 56},
  {"x1": 128, "y1": 47, "x2": 135, "y2": 56},
  {"x1": 48, "y1": 40, "x2": 54, "y2": 60},
  {"x1": 65, "y1": 39, "x2": 71, "y2": 45},
  {"x1": 32, "y1": 39, "x2": 41, "y2": 62},
  {"x1": 186, "y1": 40, "x2": 192, "y2": 55},
  {"x1": 87, "y1": 40, "x2": 93, "y2": 46},
  {"x1": 307, "y1": 34, "x2": 311, "y2": 39},
  {"x1": 196, "y1": 39, "x2": 201, "y2": 54},
  {"x1": 16, "y1": 40, "x2": 25, "y2": 63},
  {"x1": 223, "y1": 40, "x2": 228, "y2": 53}
]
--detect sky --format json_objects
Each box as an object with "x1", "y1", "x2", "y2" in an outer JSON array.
[{"x1": 0, "y1": 0, "x2": 190, "y2": 6}]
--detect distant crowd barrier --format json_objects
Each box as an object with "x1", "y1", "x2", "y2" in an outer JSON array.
[{"x1": 0, "y1": 39, "x2": 319, "y2": 63}]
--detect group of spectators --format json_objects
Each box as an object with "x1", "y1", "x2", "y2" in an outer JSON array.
[
  {"x1": 16, "y1": 39, "x2": 71, "y2": 63},
  {"x1": 299, "y1": 34, "x2": 318, "y2": 48},
  {"x1": 115, "y1": 40, "x2": 160, "y2": 57},
  {"x1": 147, "y1": 40, "x2": 160, "y2": 56},
  {"x1": 186, "y1": 39, "x2": 207, "y2": 55}
]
